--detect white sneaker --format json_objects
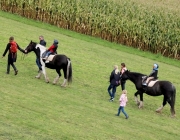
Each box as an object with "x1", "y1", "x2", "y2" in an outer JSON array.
[{"x1": 45, "y1": 60, "x2": 49, "y2": 63}]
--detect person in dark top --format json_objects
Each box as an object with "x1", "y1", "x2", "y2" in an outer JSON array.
[
  {"x1": 2, "y1": 36, "x2": 24, "y2": 75},
  {"x1": 36, "y1": 35, "x2": 46, "y2": 72},
  {"x1": 120, "y1": 63, "x2": 127, "y2": 91},
  {"x1": 43, "y1": 39, "x2": 58, "y2": 63},
  {"x1": 39, "y1": 35, "x2": 46, "y2": 46},
  {"x1": 142, "y1": 63, "x2": 159, "y2": 86},
  {"x1": 108, "y1": 65, "x2": 121, "y2": 101}
]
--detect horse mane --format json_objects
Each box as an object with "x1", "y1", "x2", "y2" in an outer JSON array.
[
  {"x1": 128, "y1": 71, "x2": 146, "y2": 77},
  {"x1": 35, "y1": 43, "x2": 46, "y2": 51}
]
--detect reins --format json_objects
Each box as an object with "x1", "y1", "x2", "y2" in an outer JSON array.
[{"x1": 21, "y1": 52, "x2": 26, "y2": 60}]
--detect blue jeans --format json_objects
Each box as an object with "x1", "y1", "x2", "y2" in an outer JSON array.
[
  {"x1": 45, "y1": 51, "x2": 52, "y2": 57},
  {"x1": 117, "y1": 106, "x2": 128, "y2": 117},
  {"x1": 36, "y1": 58, "x2": 41, "y2": 70},
  {"x1": 108, "y1": 84, "x2": 116, "y2": 99}
]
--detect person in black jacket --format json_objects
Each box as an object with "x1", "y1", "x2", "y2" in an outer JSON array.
[
  {"x1": 39, "y1": 35, "x2": 46, "y2": 46},
  {"x1": 142, "y1": 63, "x2": 159, "y2": 86},
  {"x1": 2, "y1": 36, "x2": 24, "y2": 75},
  {"x1": 36, "y1": 35, "x2": 46, "y2": 72},
  {"x1": 107, "y1": 65, "x2": 121, "y2": 101}
]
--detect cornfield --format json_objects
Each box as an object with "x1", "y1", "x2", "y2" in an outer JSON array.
[{"x1": 0, "y1": 0, "x2": 180, "y2": 59}]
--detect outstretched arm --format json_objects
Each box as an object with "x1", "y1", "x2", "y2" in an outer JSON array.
[{"x1": 17, "y1": 44, "x2": 25, "y2": 53}]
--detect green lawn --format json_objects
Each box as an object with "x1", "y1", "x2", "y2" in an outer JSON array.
[{"x1": 0, "y1": 11, "x2": 180, "y2": 140}]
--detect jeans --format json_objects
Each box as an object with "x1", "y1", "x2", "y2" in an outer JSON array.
[
  {"x1": 36, "y1": 58, "x2": 41, "y2": 70},
  {"x1": 117, "y1": 106, "x2": 128, "y2": 117},
  {"x1": 107, "y1": 84, "x2": 116, "y2": 99},
  {"x1": 45, "y1": 51, "x2": 52, "y2": 57}
]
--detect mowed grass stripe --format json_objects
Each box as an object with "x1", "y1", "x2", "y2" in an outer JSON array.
[{"x1": 0, "y1": 12, "x2": 180, "y2": 140}]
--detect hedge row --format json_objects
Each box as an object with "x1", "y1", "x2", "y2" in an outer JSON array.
[{"x1": 0, "y1": 0, "x2": 180, "y2": 58}]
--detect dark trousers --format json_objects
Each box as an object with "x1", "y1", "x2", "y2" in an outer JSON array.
[
  {"x1": 36, "y1": 58, "x2": 41, "y2": 70},
  {"x1": 108, "y1": 84, "x2": 117, "y2": 99},
  {"x1": 121, "y1": 81, "x2": 126, "y2": 91},
  {"x1": 7, "y1": 62, "x2": 17, "y2": 73}
]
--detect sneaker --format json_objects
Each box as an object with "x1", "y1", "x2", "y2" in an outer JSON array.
[
  {"x1": 15, "y1": 70, "x2": 18, "y2": 75},
  {"x1": 142, "y1": 83, "x2": 147, "y2": 86},
  {"x1": 125, "y1": 116, "x2": 129, "y2": 119},
  {"x1": 115, "y1": 114, "x2": 119, "y2": 116}
]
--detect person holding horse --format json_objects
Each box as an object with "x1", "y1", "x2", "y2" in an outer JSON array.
[
  {"x1": 108, "y1": 65, "x2": 121, "y2": 101},
  {"x1": 36, "y1": 35, "x2": 46, "y2": 72},
  {"x1": 120, "y1": 63, "x2": 127, "y2": 90},
  {"x1": 142, "y1": 63, "x2": 159, "y2": 86},
  {"x1": 2, "y1": 36, "x2": 24, "y2": 75},
  {"x1": 43, "y1": 39, "x2": 58, "y2": 63}
]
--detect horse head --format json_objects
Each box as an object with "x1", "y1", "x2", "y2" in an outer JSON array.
[
  {"x1": 25, "y1": 40, "x2": 37, "y2": 54},
  {"x1": 121, "y1": 70, "x2": 130, "y2": 81}
]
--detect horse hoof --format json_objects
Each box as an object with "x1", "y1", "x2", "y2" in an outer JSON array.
[
  {"x1": 35, "y1": 76, "x2": 40, "y2": 79},
  {"x1": 137, "y1": 102, "x2": 140, "y2": 106},
  {"x1": 155, "y1": 110, "x2": 161, "y2": 113},
  {"x1": 61, "y1": 85, "x2": 66, "y2": 87}
]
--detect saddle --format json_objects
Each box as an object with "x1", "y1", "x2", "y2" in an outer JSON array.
[
  {"x1": 42, "y1": 51, "x2": 56, "y2": 63},
  {"x1": 142, "y1": 76, "x2": 158, "y2": 87}
]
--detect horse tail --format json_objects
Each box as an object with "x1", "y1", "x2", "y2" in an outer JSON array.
[
  {"x1": 171, "y1": 84, "x2": 176, "y2": 115},
  {"x1": 67, "y1": 58, "x2": 72, "y2": 83},
  {"x1": 172, "y1": 86, "x2": 176, "y2": 110}
]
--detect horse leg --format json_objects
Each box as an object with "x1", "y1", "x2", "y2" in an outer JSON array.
[
  {"x1": 41, "y1": 67, "x2": 49, "y2": 83},
  {"x1": 61, "y1": 67, "x2": 67, "y2": 87},
  {"x1": 53, "y1": 69, "x2": 61, "y2": 85},
  {"x1": 35, "y1": 70, "x2": 42, "y2": 79},
  {"x1": 167, "y1": 96, "x2": 176, "y2": 117},
  {"x1": 134, "y1": 91, "x2": 140, "y2": 106},
  {"x1": 156, "y1": 96, "x2": 166, "y2": 113},
  {"x1": 138, "y1": 92, "x2": 143, "y2": 108}
]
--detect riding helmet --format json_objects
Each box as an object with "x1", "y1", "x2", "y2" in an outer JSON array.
[
  {"x1": 153, "y1": 63, "x2": 159, "y2": 70},
  {"x1": 54, "y1": 39, "x2": 58, "y2": 44}
]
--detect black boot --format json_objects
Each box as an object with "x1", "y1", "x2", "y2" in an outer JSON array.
[{"x1": 15, "y1": 70, "x2": 18, "y2": 75}]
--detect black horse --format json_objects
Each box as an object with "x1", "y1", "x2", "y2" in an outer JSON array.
[
  {"x1": 121, "y1": 70, "x2": 176, "y2": 117},
  {"x1": 25, "y1": 41, "x2": 72, "y2": 87}
]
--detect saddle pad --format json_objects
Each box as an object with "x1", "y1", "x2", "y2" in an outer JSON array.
[
  {"x1": 47, "y1": 55, "x2": 56, "y2": 61},
  {"x1": 148, "y1": 80, "x2": 158, "y2": 87}
]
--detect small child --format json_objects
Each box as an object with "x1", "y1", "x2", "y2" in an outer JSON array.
[
  {"x1": 142, "y1": 63, "x2": 159, "y2": 86},
  {"x1": 116, "y1": 90, "x2": 129, "y2": 119}
]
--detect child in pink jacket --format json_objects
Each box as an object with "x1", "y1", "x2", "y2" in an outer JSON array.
[{"x1": 116, "y1": 90, "x2": 129, "y2": 119}]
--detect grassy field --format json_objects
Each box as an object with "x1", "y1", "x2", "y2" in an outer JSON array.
[{"x1": 0, "y1": 11, "x2": 180, "y2": 140}]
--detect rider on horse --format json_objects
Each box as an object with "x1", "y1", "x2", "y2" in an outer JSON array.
[
  {"x1": 142, "y1": 63, "x2": 159, "y2": 86},
  {"x1": 43, "y1": 39, "x2": 58, "y2": 63}
]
